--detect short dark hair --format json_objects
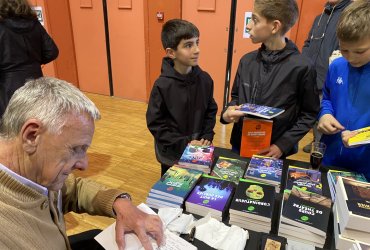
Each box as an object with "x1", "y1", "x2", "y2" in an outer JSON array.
[
  {"x1": 254, "y1": 0, "x2": 298, "y2": 35},
  {"x1": 337, "y1": 0, "x2": 370, "y2": 43},
  {"x1": 161, "y1": 19, "x2": 199, "y2": 50},
  {"x1": 0, "y1": 0, "x2": 37, "y2": 20}
]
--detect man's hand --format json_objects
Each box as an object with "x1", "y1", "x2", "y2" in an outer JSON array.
[
  {"x1": 341, "y1": 130, "x2": 359, "y2": 148},
  {"x1": 222, "y1": 105, "x2": 245, "y2": 123},
  {"x1": 190, "y1": 139, "x2": 211, "y2": 146},
  {"x1": 257, "y1": 144, "x2": 283, "y2": 158},
  {"x1": 113, "y1": 199, "x2": 164, "y2": 250},
  {"x1": 318, "y1": 114, "x2": 345, "y2": 134}
]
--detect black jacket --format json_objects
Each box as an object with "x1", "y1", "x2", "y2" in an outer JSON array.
[
  {"x1": 0, "y1": 18, "x2": 59, "y2": 116},
  {"x1": 146, "y1": 58, "x2": 218, "y2": 166},
  {"x1": 221, "y1": 40, "x2": 320, "y2": 157},
  {"x1": 302, "y1": 0, "x2": 351, "y2": 90}
]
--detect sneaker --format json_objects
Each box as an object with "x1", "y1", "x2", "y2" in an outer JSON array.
[{"x1": 303, "y1": 143, "x2": 311, "y2": 153}]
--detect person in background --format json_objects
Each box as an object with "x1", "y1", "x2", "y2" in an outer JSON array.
[
  {"x1": 318, "y1": 0, "x2": 370, "y2": 180},
  {"x1": 301, "y1": 0, "x2": 351, "y2": 153},
  {"x1": 146, "y1": 19, "x2": 218, "y2": 176},
  {"x1": 0, "y1": 77, "x2": 164, "y2": 250},
  {"x1": 221, "y1": 0, "x2": 319, "y2": 159},
  {"x1": 0, "y1": 0, "x2": 59, "y2": 117}
]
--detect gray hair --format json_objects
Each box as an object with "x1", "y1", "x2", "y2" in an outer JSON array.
[{"x1": 0, "y1": 77, "x2": 101, "y2": 138}]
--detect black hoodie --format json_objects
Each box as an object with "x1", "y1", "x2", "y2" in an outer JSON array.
[
  {"x1": 146, "y1": 57, "x2": 218, "y2": 166},
  {"x1": 0, "y1": 18, "x2": 59, "y2": 115},
  {"x1": 221, "y1": 40, "x2": 320, "y2": 157}
]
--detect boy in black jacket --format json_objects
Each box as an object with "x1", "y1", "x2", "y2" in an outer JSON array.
[
  {"x1": 221, "y1": 0, "x2": 319, "y2": 159},
  {"x1": 146, "y1": 19, "x2": 218, "y2": 176}
]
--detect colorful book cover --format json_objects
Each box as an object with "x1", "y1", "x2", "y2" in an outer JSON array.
[
  {"x1": 342, "y1": 177, "x2": 370, "y2": 218},
  {"x1": 348, "y1": 126, "x2": 370, "y2": 146},
  {"x1": 178, "y1": 144, "x2": 214, "y2": 167},
  {"x1": 150, "y1": 166, "x2": 202, "y2": 200},
  {"x1": 282, "y1": 186, "x2": 332, "y2": 236},
  {"x1": 229, "y1": 179, "x2": 275, "y2": 220},
  {"x1": 240, "y1": 118, "x2": 273, "y2": 158},
  {"x1": 210, "y1": 157, "x2": 247, "y2": 184},
  {"x1": 186, "y1": 175, "x2": 236, "y2": 212},
  {"x1": 328, "y1": 169, "x2": 367, "y2": 185},
  {"x1": 286, "y1": 166, "x2": 322, "y2": 194},
  {"x1": 244, "y1": 155, "x2": 283, "y2": 183},
  {"x1": 239, "y1": 103, "x2": 285, "y2": 119}
]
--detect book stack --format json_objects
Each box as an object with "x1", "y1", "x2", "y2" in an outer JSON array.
[
  {"x1": 333, "y1": 177, "x2": 370, "y2": 249},
  {"x1": 286, "y1": 166, "x2": 322, "y2": 194},
  {"x1": 243, "y1": 155, "x2": 283, "y2": 192},
  {"x1": 210, "y1": 156, "x2": 247, "y2": 184},
  {"x1": 185, "y1": 175, "x2": 236, "y2": 221},
  {"x1": 327, "y1": 169, "x2": 367, "y2": 202},
  {"x1": 279, "y1": 186, "x2": 332, "y2": 248},
  {"x1": 229, "y1": 179, "x2": 275, "y2": 233},
  {"x1": 177, "y1": 144, "x2": 215, "y2": 173},
  {"x1": 146, "y1": 166, "x2": 202, "y2": 209}
]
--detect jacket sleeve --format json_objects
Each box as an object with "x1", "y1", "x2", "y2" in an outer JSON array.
[
  {"x1": 38, "y1": 22, "x2": 59, "y2": 64},
  {"x1": 199, "y1": 80, "x2": 218, "y2": 141},
  {"x1": 61, "y1": 174, "x2": 123, "y2": 217},
  {"x1": 274, "y1": 65, "x2": 320, "y2": 154},
  {"x1": 146, "y1": 84, "x2": 189, "y2": 147}
]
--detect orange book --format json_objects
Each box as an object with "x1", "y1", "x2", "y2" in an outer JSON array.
[{"x1": 240, "y1": 118, "x2": 273, "y2": 158}]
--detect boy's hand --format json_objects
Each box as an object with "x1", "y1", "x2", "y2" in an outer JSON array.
[
  {"x1": 190, "y1": 139, "x2": 211, "y2": 146},
  {"x1": 222, "y1": 105, "x2": 245, "y2": 123},
  {"x1": 257, "y1": 144, "x2": 283, "y2": 158},
  {"x1": 341, "y1": 130, "x2": 359, "y2": 148},
  {"x1": 318, "y1": 114, "x2": 345, "y2": 134}
]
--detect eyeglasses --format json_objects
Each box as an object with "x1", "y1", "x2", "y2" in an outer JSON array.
[{"x1": 310, "y1": 5, "x2": 336, "y2": 40}]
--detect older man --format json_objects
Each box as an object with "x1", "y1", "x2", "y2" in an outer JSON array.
[{"x1": 0, "y1": 77, "x2": 163, "y2": 250}]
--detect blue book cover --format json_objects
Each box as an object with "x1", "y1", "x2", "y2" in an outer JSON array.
[
  {"x1": 178, "y1": 144, "x2": 214, "y2": 168},
  {"x1": 186, "y1": 175, "x2": 236, "y2": 212},
  {"x1": 244, "y1": 155, "x2": 283, "y2": 184},
  {"x1": 240, "y1": 103, "x2": 285, "y2": 119},
  {"x1": 150, "y1": 166, "x2": 202, "y2": 200},
  {"x1": 287, "y1": 166, "x2": 322, "y2": 195}
]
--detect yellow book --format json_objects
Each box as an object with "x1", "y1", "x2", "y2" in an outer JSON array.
[{"x1": 348, "y1": 126, "x2": 370, "y2": 146}]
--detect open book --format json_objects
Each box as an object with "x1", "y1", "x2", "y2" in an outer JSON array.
[{"x1": 239, "y1": 103, "x2": 285, "y2": 119}]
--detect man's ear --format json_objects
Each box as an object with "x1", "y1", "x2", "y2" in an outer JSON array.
[
  {"x1": 271, "y1": 20, "x2": 283, "y2": 35},
  {"x1": 21, "y1": 119, "x2": 43, "y2": 154},
  {"x1": 165, "y1": 48, "x2": 176, "y2": 59}
]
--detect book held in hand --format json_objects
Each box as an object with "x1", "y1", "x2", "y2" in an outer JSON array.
[
  {"x1": 178, "y1": 144, "x2": 214, "y2": 173},
  {"x1": 240, "y1": 118, "x2": 273, "y2": 158},
  {"x1": 239, "y1": 103, "x2": 285, "y2": 119},
  {"x1": 348, "y1": 126, "x2": 370, "y2": 146},
  {"x1": 210, "y1": 156, "x2": 247, "y2": 184}
]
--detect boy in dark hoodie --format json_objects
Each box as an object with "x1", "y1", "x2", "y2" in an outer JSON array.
[
  {"x1": 221, "y1": 0, "x2": 319, "y2": 159},
  {"x1": 146, "y1": 19, "x2": 218, "y2": 176}
]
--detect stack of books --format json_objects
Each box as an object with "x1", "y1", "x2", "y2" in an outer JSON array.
[
  {"x1": 210, "y1": 156, "x2": 247, "y2": 184},
  {"x1": 185, "y1": 175, "x2": 236, "y2": 221},
  {"x1": 286, "y1": 166, "x2": 322, "y2": 194},
  {"x1": 229, "y1": 179, "x2": 275, "y2": 233},
  {"x1": 146, "y1": 166, "x2": 202, "y2": 209},
  {"x1": 333, "y1": 177, "x2": 370, "y2": 249},
  {"x1": 327, "y1": 169, "x2": 367, "y2": 202},
  {"x1": 177, "y1": 144, "x2": 215, "y2": 173},
  {"x1": 243, "y1": 155, "x2": 283, "y2": 192},
  {"x1": 279, "y1": 186, "x2": 332, "y2": 248}
]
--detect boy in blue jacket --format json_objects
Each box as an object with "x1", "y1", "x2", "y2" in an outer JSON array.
[
  {"x1": 146, "y1": 19, "x2": 217, "y2": 176},
  {"x1": 318, "y1": 0, "x2": 370, "y2": 180}
]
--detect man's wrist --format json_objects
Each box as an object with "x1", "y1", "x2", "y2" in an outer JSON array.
[{"x1": 113, "y1": 193, "x2": 132, "y2": 216}]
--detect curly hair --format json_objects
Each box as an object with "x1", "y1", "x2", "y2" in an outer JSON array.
[{"x1": 0, "y1": 0, "x2": 37, "y2": 20}]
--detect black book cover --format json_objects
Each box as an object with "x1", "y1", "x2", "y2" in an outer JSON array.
[
  {"x1": 343, "y1": 178, "x2": 370, "y2": 218},
  {"x1": 282, "y1": 186, "x2": 332, "y2": 235},
  {"x1": 230, "y1": 179, "x2": 275, "y2": 220}
]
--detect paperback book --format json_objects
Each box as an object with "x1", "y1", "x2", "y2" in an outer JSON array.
[
  {"x1": 286, "y1": 166, "x2": 322, "y2": 194},
  {"x1": 210, "y1": 156, "x2": 247, "y2": 184},
  {"x1": 239, "y1": 103, "x2": 285, "y2": 119},
  {"x1": 178, "y1": 144, "x2": 214, "y2": 173},
  {"x1": 348, "y1": 126, "x2": 370, "y2": 146},
  {"x1": 185, "y1": 175, "x2": 236, "y2": 221}
]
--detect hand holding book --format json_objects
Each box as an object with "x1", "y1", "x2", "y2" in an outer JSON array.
[
  {"x1": 343, "y1": 126, "x2": 370, "y2": 147},
  {"x1": 222, "y1": 105, "x2": 245, "y2": 123}
]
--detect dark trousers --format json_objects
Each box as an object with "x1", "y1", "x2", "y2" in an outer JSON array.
[
  {"x1": 161, "y1": 163, "x2": 171, "y2": 176},
  {"x1": 69, "y1": 229, "x2": 104, "y2": 250}
]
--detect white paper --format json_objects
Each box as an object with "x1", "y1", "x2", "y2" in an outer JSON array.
[
  {"x1": 287, "y1": 239, "x2": 315, "y2": 250},
  {"x1": 243, "y1": 12, "x2": 252, "y2": 38}
]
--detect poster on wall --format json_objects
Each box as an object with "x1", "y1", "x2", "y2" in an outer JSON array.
[
  {"x1": 31, "y1": 6, "x2": 44, "y2": 26},
  {"x1": 243, "y1": 12, "x2": 252, "y2": 38}
]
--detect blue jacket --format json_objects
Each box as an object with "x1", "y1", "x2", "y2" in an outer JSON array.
[{"x1": 319, "y1": 57, "x2": 370, "y2": 180}]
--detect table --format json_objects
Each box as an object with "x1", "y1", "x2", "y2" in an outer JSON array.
[{"x1": 183, "y1": 147, "x2": 335, "y2": 250}]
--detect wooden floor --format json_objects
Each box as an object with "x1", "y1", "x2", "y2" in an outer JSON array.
[{"x1": 65, "y1": 93, "x2": 313, "y2": 235}]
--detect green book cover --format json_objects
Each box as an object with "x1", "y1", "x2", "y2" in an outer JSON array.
[{"x1": 211, "y1": 157, "x2": 247, "y2": 184}]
